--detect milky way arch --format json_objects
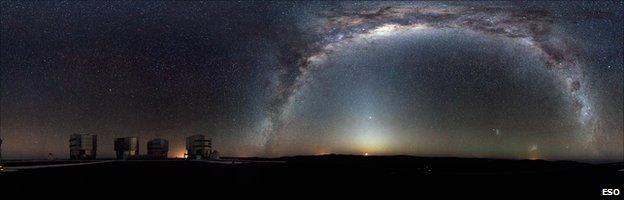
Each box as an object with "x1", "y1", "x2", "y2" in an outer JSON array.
[{"x1": 261, "y1": 4, "x2": 599, "y2": 155}]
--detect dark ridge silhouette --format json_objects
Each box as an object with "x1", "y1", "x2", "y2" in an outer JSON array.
[{"x1": 1, "y1": 155, "x2": 621, "y2": 197}]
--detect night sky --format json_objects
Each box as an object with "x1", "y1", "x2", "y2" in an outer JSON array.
[{"x1": 1, "y1": 1, "x2": 622, "y2": 162}]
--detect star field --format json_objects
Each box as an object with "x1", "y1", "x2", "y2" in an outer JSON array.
[{"x1": 1, "y1": 1, "x2": 622, "y2": 162}]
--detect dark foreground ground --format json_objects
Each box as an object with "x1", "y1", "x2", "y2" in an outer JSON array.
[{"x1": 1, "y1": 155, "x2": 622, "y2": 198}]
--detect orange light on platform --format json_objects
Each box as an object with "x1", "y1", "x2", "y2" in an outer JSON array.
[{"x1": 173, "y1": 149, "x2": 186, "y2": 158}]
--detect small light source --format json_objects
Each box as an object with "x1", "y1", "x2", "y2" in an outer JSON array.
[{"x1": 364, "y1": 153, "x2": 369, "y2": 156}]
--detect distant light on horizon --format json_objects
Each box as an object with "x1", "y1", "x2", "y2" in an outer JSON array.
[{"x1": 0, "y1": 1, "x2": 621, "y2": 162}]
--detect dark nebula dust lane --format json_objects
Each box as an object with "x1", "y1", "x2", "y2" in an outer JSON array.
[
  {"x1": 0, "y1": 1, "x2": 622, "y2": 162},
  {"x1": 289, "y1": 29, "x2": 578, "y2": 158}
]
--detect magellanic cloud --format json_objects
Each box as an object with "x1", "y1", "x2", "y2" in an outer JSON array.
[{"x1": 262, "y1": 4, "x2": 615, "y2": 155}]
